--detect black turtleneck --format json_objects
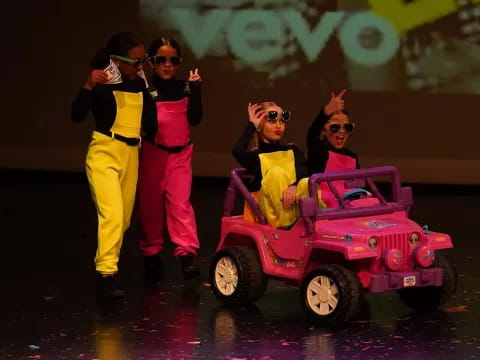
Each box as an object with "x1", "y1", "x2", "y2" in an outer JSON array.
[
  {"x1": 307, "y1": 108, "x2": 359, "y2": 175},
  {"x1": 150, "y1": 76, "x2": 203, "y2": 126},
  {"x1": 232, "y1": 122, "x2": 308, "y2": 192},
  {"x1": 70, "y1": 78, "x2": 157, "y2": 139}
]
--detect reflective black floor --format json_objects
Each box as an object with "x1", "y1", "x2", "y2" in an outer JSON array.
[{"x1": 1, "y1": 170, "x2": 479, "y2": 360}]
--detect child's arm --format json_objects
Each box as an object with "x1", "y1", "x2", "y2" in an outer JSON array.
[
  {"x1": 141, "y1": 84, "x2": 158, "y2": 141},
  {"x1": 232, "y1": 122, "x2": 260, "y2": 172},
  {"x1": 306, "y1": 108, "x2": 329, "y2": 174},
  {"x1": 71, "y1": 68, "x2": 108, "y2": 123},
  {"x1": 293, "y1": 146, "x2": 308, "y2": 183},
  {"x1": 187, "y1": 68, "x2": 203, "y2": 126},
  {"x1": 282, "y1": 145, "x2": 308, "y2": 208},
  {"x1": 232, "y1": 103, "x2": 265, "y2": 172},
  {"x1": 307, "y1": 90, "x2": 346, "y2": 174}
]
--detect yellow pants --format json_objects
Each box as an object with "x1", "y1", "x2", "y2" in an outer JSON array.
[
  {"x1": 258, "y1": 166, "x2": 309, "y2": 228},
  {"x1": 86, "y1": 131, "x2": 139, "y2": 274}
]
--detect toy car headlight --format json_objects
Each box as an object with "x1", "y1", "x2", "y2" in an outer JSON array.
[
  {"x1": 409, "y1": 232, "x2": 420, "y2": 248},
  {"x1": 383, "y1": 249, "x2": 404, "y2": 271},
  {"x1": 368, "y1": 236, "x2": 379, "y2": 251},
  {"x1": 414, "y1": 246, "x2": 435, "y2": 268}
]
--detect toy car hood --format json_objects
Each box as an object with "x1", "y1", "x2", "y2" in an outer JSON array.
[{"x1": 315, "y1": 213, "x2": 422, "y2": 238}]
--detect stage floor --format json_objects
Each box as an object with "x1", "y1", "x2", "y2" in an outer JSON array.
[{"x1": 0, "y1": 171, "x2": 479, "y2": 360}]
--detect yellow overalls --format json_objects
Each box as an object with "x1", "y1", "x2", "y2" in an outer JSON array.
[
  {"x1": 86, "y1": 91, "x2": 143, "y2": 274},
  {"x1": 258, "y1": 150, "x2": 309, "y2": 228}
]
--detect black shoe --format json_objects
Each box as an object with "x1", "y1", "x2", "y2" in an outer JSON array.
[
  {"x1": 96, "y1": 274, "x2": 125, "y2": 300},
  {"x1": 179, "y1": 255, "x2": 201, "y2": 280},
  {"x1": 144, "y1": 253, "x2": 164, "y2": 284}
]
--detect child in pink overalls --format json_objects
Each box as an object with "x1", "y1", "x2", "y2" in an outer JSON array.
[
  {"x1": 138, "y1": 37, "x2": 203, "y2": 282},
  {"x1": 307, "y1": 90, "x2": 359, "y2": 208}
]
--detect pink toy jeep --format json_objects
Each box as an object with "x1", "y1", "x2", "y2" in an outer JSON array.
[{"x1": 209, "y1": 166, "x2": 457, "y2": 323}]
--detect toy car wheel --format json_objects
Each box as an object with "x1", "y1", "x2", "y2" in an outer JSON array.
[
  {"x1": 210, "y1": 246, "x2": 267, "y2": 305},
  {"x1": 397, "y1": 253, "x2": 457, "y2": 309},
  {"x1": 301, "y1": 264, "x2": 362, "y2": 323}
]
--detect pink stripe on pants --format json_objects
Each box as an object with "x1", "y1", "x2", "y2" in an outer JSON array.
[{"x1": 138, "y1": 141, "x2": 199, "y2": 257}]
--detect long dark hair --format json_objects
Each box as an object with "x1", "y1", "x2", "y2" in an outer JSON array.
[{"x1": 148, "y1": 37, "x2": 182, "y2": 58}]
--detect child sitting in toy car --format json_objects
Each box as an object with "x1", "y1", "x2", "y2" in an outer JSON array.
[
  {"x1": 232, "y1": 102, "x2": 309, "y2": 229},
  {"x1": 307, "y1": 90, "x2": 364, "y2": 207}
]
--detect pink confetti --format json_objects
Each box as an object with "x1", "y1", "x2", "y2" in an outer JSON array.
[{"x1": 187, "y1": 341, "x2": 201, "y2": 344}]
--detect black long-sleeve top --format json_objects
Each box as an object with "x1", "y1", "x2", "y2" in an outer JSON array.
[
  {"x1": 307, "y1": 109, "x2": 359, "y2": 175},
  {"x1": 232, "y1": 122, "x2": 308, "y2": 192},
  {"x1": 150, "y1": 76, "x2": 203, "y2": 126},
  {"x1": 71, "y1": 78, "x2": 157, "y2": 139}
]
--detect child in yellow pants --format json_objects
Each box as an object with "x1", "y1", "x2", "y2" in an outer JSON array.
[
  {"x1": 232, "y1": 102, "x2": 309, "y2": 229},
  {"x1": 71, "y1": 32, "x2": 156, "y2": 299}
]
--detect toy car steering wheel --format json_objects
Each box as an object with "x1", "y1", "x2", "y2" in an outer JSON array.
[{"x1": 342, "y1": 188, "x2": 371, "y2": 202}]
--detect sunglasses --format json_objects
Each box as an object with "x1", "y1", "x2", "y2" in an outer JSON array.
[
  {"x1": 328, "y1": 123, "x2": 354, "y2": 133},
  {"x1": 112, "y1": 55, "x2": 147, "y2": 68},
  {"x1": 267, "y1": 110, "x2": 290, "y2": 122},
  {"x1": 149, "y1": 55, "x2": 182, "y2": 66}
]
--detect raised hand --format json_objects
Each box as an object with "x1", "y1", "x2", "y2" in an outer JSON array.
[
  {"x1": 188, "y1": 68, "x2": 202, "y2": 82},
  {"x1": 324, "y1": 89, "x2": 346, "y2": 116},
  {"x1": 84, "y1": 69, "x2": 108, "y2": 90},
  {"x1": 247, "y1": 102, "x2": 265, "y2": 129}
]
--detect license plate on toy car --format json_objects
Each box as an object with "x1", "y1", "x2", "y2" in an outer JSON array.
[{"x1": 403, "y1": 275, "x2": 416, "y2": 287}]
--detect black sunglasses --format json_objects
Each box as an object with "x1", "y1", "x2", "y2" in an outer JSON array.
[
  {"x1": 150, "y1": 55, "x2": 182, "y2": 66},
  {"x1": 328, "y1": 123, "x2": 354, "y2": 133},
  {"x1": 267, "y1": 110, "x2": 290, "y2": 122}
]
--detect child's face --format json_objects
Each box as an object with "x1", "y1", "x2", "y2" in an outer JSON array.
[
  {"x1": 152, "y1": 45, "x2": 179, "y2": 80},
  {"x1": 259, "y1": 104, "x2": 287, "y2": 143},
  {"x1": 322, "y1": 112, "x2": 354, "y2": 149},
  {"x1": 116, "y1": 45, "x2": 146, "y2": 80}
]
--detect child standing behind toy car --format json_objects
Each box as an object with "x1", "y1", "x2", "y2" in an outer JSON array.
[
  {"x1": 232, "y1": 102, "x2": 309, "y2": 229},
  {"x1": 307, "y1": 89, "x2": 360, "y2": 207}
]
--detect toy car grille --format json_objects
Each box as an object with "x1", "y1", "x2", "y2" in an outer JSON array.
[{"x1": 379, "y1": 233, "x2": 412, "y2": 267}]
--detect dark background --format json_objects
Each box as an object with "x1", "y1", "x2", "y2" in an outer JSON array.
[{"x1": 1, "y1": 0, "x2": 479, "y2": 184}]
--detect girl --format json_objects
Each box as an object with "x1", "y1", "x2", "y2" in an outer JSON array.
[
  {"x1": 307, "y1": 90, "x2": 360, "y2": 207},
  {"x1": 71, "y1": 32, "x2": 156, "y2": 299},
  {"x1": 138, "y1": 37, "x2": 203, "y2": 282},
  {"x1": 232, "y1": 102, "x2": 309, "y2": 229}
]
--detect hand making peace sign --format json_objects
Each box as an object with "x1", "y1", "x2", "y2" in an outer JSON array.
[
  {"x1": 188, "y1": 68, "x2": 202, "y2": 82},
  {"x1": 324, "y1": 89, "x2": 346, "y2": 116}
]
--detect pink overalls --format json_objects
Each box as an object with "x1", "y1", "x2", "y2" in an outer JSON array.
[
  {"x1": 138, "y1": 97, "x2": 199, "y2": 257},
  {"x1": 319, "y1": 151, "x2": 357, "y2": 208}
]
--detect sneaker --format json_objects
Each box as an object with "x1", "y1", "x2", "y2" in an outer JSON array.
[
  {"x1": 179, "y1": 255, "x2": 201, "y2": 280},
  {"x1": 144, "y1": 253, "x2": 164, "y2": 284},
  {"x1": 96, "y1": 274, "x2": 125, "y2": 300}
]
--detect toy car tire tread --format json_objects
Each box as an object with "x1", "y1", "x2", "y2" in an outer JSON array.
[
  {"x1": 210, "y1": 246, "x2": 267, "y2": 305},
  {"x1": 301, "y1": 264, "x2": 362, "y2": 323}
]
